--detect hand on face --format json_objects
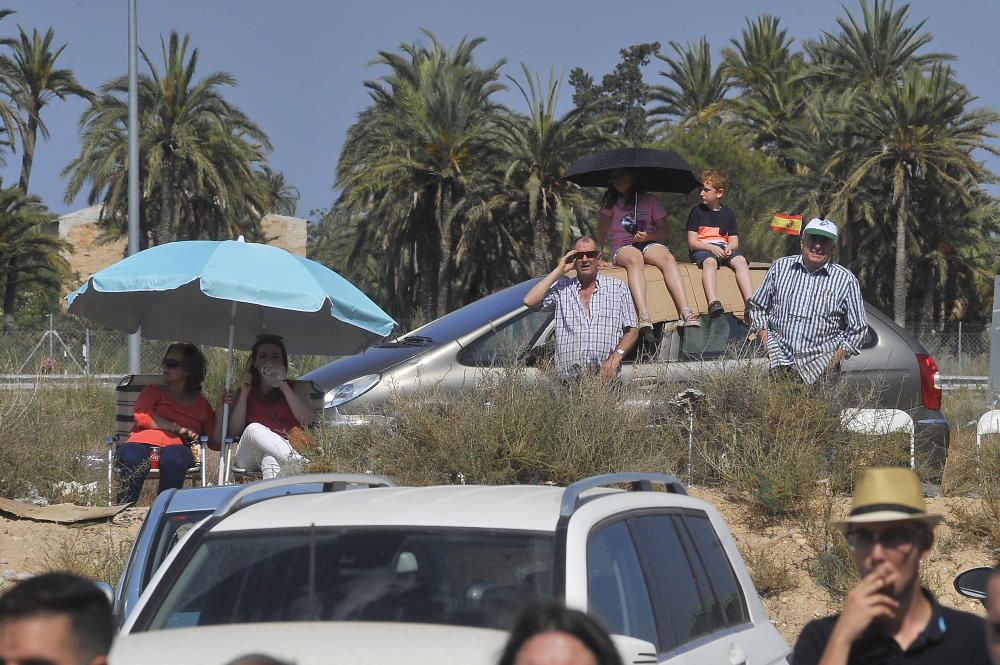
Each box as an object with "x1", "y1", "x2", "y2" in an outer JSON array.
[{"x1": 834, "y1": 564, "x2": 901, "y2": 643}]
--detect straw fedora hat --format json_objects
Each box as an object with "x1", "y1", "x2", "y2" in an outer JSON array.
[{"x1": 829, "y1": 467, "x2": 943, "y2": 530}]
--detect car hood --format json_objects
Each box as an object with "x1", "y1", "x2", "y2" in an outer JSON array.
[
  {"x1": 302, "y1": 343, "x2": 430, "y2": 390},
  {"x1": 111, "y1": 622, "x2": 508, "y2": 665}
]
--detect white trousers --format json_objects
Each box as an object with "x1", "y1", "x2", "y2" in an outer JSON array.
[{"x1": 234, "y1": 422, "x2": 303, "y2": 479}]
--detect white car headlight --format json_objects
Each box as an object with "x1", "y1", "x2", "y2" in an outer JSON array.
[{"x1": 324, "y1": 373, "x2": 381, "y2": 408}]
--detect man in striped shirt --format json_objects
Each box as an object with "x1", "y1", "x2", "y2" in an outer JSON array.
[
  {"x1": 747, "y1": 218, "x2": 867, "y2": 384},
  {"x1": 523, "y1": 236, "x2": 638, "y2": 380}
]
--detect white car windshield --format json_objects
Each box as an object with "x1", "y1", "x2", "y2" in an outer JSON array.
[{"x1": 135, "y1": 527, "x2": 554, "y2": 631}]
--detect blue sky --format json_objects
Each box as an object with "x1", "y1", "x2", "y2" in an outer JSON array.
[{"x1": 5, "y1": 0, "x2": 999, "y2": 220}]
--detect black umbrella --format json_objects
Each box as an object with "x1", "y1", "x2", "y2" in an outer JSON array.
[{"x1": 563, "y1": 147, "x2": 700, "y2": 194}]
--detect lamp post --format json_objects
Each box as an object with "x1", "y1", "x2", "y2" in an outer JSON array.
[{"x1": 126, "y1": 0, "x2": 141, "y2": 374}]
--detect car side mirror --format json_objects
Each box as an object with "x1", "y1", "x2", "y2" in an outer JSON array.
[
  {"x1": 954, "y1": 566, "x2": 992, "y2": 605},
  {"x1": 611, "y1": 633, "x2": 657, "y2": 665}
]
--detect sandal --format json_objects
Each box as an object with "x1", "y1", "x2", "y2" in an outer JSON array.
[{"x1": 681, "y1": 307, "x2": 701, "y2": 327}]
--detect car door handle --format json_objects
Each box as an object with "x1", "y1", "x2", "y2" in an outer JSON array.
[{"x1": 729, "y1": 642, "x2": 747, "y2": 665}]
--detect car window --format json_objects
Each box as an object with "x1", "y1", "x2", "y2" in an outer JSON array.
[
  {"x1": 861, "y1": 325, "x2": 877, "y2": 349},
  {"x1": 682, "y1": 513, "x2": 749, "y2": 627},
  {"x1": 629, "y1": 513, "x2": 713, "y2": 650},
  {"x1": 143, "y1": 510, "x2": 213, "y2": 589},
  {"x1": 586, "y1": 520, "x2": 658, "y2": 648},
  {"x1": 459, "y1": 309, "x2": 552, "y2": 367},
  {"x1": 136, "y1": 527, "x2": 554, "y2": 632},
  {"x1": 678, "y1": 315, "x2": 760, "y2": 361}
]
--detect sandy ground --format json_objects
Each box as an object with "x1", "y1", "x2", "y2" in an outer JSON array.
[{"x1": 0, "y1": 486, "x2": 989, "y2": 646}]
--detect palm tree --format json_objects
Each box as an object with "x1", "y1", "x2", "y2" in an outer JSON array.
[
  {"x1": 649, "y1": 38, "x2": 730, "y2": 127},
  {"x1": 63, "y1": 31, "x2": 271, "y2": 247},
  {"x1": 833, "y1": 64, "x2": 999, "y2": 324},
  {"x1": 335, "y1": 31, "x2": 505, "y2": 319},
  {"x1": 0, "y1": 9, "x2": 26, "y2": 161},
  {"x1": 0, "y1": 185, "x2": 68, "y2": 331},
  {"x1": 256, "y1": 165, "x2": 299, "y2": 216},
  {"x1": 722, "y1": 15, "x2": 808, "y2": 166},
  {"x1": 804, "y1": 0, "x2": 952, "y2": 93},
  {"x1": 496, "y1": 65, "x2": 606, "y2": 275},
  {"x1": 0, "y1": 26, "x2": 92, "y2": 193}
]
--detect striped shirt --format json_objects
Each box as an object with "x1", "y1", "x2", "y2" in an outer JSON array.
[
  {"x1": 542, "y1": 275, "x2": 637, "y2": 378},
  {"x1": 747, "y1": 255, "x2": 867, "y2": 384}
]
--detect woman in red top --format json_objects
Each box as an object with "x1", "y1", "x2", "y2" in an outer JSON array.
[
  {"x1": 226, "y1": 335, "x2": 315, "y2": 479},
  {"x1": 116, "y1": 342, "x2": 216, "y2": 504}
]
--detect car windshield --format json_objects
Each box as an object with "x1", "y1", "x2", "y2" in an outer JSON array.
[
  {"x1": 136, "y1": 527, "x2": 554, "y2": 632},
  {"x1": 385, "y1": 279, "x2": 538, "y2": 346}
]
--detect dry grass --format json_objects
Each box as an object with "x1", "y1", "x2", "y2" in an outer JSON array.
[
  {"x1": 40, "y1": 524, "x2": 132, "y2": 586},
  {"x1": 741, "y1": 543, "x2": 796, "y2": 598}
]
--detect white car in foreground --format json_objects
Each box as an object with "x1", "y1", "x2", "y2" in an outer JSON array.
[{"x1": 111, "y1": 472, "x2": 789, "y2": 665}]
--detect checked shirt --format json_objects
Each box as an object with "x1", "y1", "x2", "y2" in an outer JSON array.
[
  {"x1": 542, "y1": 274, "x2": 637, "y2": 378},
  {"x1": 747, "y1": 255, "x2": 867, "y2": 384}
]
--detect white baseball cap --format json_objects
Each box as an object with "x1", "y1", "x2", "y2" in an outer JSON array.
[{"x1": 802, "y1": 218, "x2": 837, "y2": 239}]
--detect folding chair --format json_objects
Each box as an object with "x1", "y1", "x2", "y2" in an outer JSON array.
[
  {"x1": 222, "y1": 380, "x2": 325, "y2": 484},
  {"x1": 105, "y1": 374, "x2": 208, "y2": 505},
  {"x1": 840, "y1": 408, "x2": 916, "y2": 470}
]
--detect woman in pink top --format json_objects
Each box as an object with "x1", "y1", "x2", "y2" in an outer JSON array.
[
  {"x1": 595, "y1": 168, "x2": 700, "y2": 335},
  {"x1": 116, "y1": 342, "x2": 216, "y2": 504},
  {"x1": 224, "y1": 334, "x2": 316, "y2": 479}
]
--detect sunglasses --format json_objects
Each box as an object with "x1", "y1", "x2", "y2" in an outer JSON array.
[
  {"x1": 844, "y1": 525, "x2": 923, "y2": 551},
  {"x1": 161, "y1": 358, "x2": 183, "y2": 369},
  {"x1": 573, "y1": 250, "x2": 599, "y2": 261}
]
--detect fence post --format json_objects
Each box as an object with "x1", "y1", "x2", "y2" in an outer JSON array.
[
  {"x1": 85, "y1": 328, "x2": 90, "y2": 375},
  {"x1": 958, "y1": 321, "x2": 963, "y2": 375}
]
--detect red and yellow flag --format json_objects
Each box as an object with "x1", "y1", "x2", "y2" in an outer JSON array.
[{"x1": 770, "y1": 213, "x2": 802, "y2": 235}]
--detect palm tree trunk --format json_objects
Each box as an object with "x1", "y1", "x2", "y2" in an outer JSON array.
[
  {"x1": 892, "y1": 176, "x2": 910, "y2": 326},
  {"x1": 531, "y1": 215, "x2": 548, "y2": 276},
  {"x1": 435, "y1": 179, "x2": 452, "y2": 317},
  {"x1": 2, "y1": 258, "x2": 17, "y2": 333},
  {"x1": 17, "y1": 117, "x2": 37, "y2": 193},
  {"x1": 156, "y1": 151, "x2": 175, "y2": 245}
]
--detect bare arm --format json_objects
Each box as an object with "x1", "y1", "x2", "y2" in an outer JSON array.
[
  {"x1": 524, "y1": 249, "x2": 575, "y2": 309},
  {"x1": 223, "y1": 372, "x2": 253, "y2": 437},
  {"x1": 596, "y1": 211, "x2": 611, "y2": 262},
  {"x1": 278, "y1": 381, "x2": 316, "y2": 426}
]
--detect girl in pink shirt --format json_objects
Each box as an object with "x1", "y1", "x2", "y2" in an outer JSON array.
[{"x1": 596, "y1": 168, "x2": 700, "y2": 333}]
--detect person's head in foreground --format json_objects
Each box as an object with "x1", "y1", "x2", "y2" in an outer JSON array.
[
  {"x1": 222, "y1": 654, "x2": 294, "y2": 665},
  {"x1": 0, "y1": 572, "x2": 113, "y2": 665},
  {"x1": 831, "y1": 466, "x2": 941, "y2": 602},
  {"x1": 497, "y1": 601, "x2": 623, "y2": 665},
  {"x1": 987, "y1": 562, "x2": 1000, "y2": 665}
]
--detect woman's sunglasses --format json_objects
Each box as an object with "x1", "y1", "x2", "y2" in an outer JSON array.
[{"x1": 161, "y1": 358, "x2": 183, "y2": 369}]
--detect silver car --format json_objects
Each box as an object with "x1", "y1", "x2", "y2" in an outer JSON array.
[{"x1": 305, "y1": 274, "x2": 948, "y2": 473}]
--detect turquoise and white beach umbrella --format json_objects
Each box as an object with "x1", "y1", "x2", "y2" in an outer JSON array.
[
  {"x1": 67, "y1": 237, "x2": 396, "y2": 483},
  {"x1": 67, "y1": 237, "x2": 395, "y2": 355}
]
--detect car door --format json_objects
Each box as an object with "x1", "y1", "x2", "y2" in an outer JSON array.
[
  {"x1": 631, "y1": 509, "x2": 787, "y2": 665},
  {"x1": 628, "y1": 315, "x2": 768, "y2": 391}
]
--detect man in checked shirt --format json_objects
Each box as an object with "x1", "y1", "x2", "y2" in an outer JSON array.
[
  {"x1": 747, "y1": 218, "x2": 867, "y2": 385},
  {"x1": 524, "y1": 236, "x2": 639, "y2": 380}
]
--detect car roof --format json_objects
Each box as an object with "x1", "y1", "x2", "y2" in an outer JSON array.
[{"x1": 211, "y1": 484, "x2": 620, "y2": 533}]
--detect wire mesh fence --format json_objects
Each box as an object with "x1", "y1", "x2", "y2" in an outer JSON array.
[
  {"x1": 904, "y1": 322, "x2": 990, "y2": 376},
  {"x1": 0, "y1": 316, "x2": 990, "y2": 379},
  {"x1": 0, "y1": 318, "x2": 337, "y2": 380}
]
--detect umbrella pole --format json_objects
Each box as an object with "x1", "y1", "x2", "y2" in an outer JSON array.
[{"x1": 217, "y1": 301, "x2": 238, "y2": 485}]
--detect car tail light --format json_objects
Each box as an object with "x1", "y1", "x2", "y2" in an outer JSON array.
[{"x1": 916, "y1": 354, "x2": 941, "y2": 410}]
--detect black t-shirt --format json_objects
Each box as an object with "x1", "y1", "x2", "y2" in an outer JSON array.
[
  {"x1": 792, "y1": 589, "x2": 989, "y2": 665},
  {"x1": 685, "y1": 204, "x2": 739, "y2": 244}
]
